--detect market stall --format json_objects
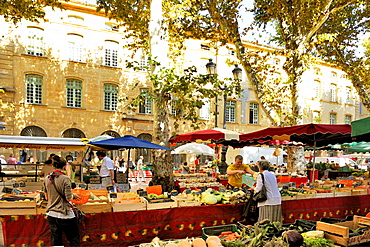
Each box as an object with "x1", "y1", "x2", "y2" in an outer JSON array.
[{"x1": 2, "y1": 195, "x2": 370, "y2": 246}]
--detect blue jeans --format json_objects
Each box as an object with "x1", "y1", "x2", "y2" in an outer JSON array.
[{"x1": 47, "y1": 216, "x2": 80, "y2": 246}]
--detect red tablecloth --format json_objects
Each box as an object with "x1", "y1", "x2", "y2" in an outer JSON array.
[
  {"x1": 2, "y1": 196, "x2": 370, "y2": 246},
  {"x1": 1, "y1": 204, "x2": 244, "y2": 246}
]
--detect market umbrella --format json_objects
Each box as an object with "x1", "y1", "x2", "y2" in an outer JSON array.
[
  {"x1": 88, "y1": 135, "x2": 171, "y2": 183},
  {"x1": 88, "y1": 135, "x2": 171, "y2": 151},
  {"x1": 238, "y1": 124, "x2": 352, "y2": 181},
  {"x1": 171, "y1": 143, "x2": 216, "y2": 156},
  {"x1": 170, "y1": 128, "x2": 242, "y2": 145}
]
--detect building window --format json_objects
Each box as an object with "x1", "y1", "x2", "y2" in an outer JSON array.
[
  {"x1": 345, "y1": 115, "x2": 352, "y2": 124},
  {"x1": 27, "y1": 27, "x2": 44, "y2": 56},
  {"x1": 313, "y1": 67, "x2": 321, "y2": 75},
  {"x1": 273, "y1": 58, "x2": 280, "y2": 65},
  {"x1": 227, "y1": 49, "x2": 235, "y2": 56},
  {"x1": 201, "y1": 44, "x2": 210, "y2": 50},
  {"x1": 249, "y1": 102, "x2": 258, "y2": 124},
  {"x1": 330, "y1": 84, "x2": 337, "y2": 102},
  {"x1": 21, "y1": 126, "x2": 47, "y2": 137},
  {"x1": 312, "y1": 111, "x2": 320, "y2": 123},
  {"x1": 345, "y1": 87, "x2": 351, "y2": 104},
  {"x1": 62, "y1": 128, "x2": 86, "y2": 138},
  {"x1": 225, "y1": 100, "x2": 236, "y2": 123},
  {"x1": 104, "y1": 84, "x2": 118, "y2": 111},
  {"x1": 313, "y1": 80, "x2": 320, "y2": 99},
  {"x1": 105, "y1": 23, "x2": 119, "y2": 31},
  {"x1": 26, "y1": 74, "x2": 43, "y2": 104},
  {"x1": 68, "y1": 34, "x2": 83, "y2": 62},
  {"x1": 139, "y1": 52, "x2": 149, "y2": 72},
  {"x1": 104, "y1": 41, "x2": 118, "y2": 67},
  {"x1": 330, "y1": 113, "x2": 337, "y2": 124},
  {"x1": 68, "y1": 16, "x2": 84, "y2": 25},
  {"x1": 331, "y1": 71, "x2": 337, "y2": 78},
  {"x1": 199, "y1": 98, "x2": 210, "y2": 120},
  {"x1": 139, "y1": 89, "x2": 152, "y2": 114},
  {"x1": 66, "y1": 79, "x2": 82, "y2": 108}
]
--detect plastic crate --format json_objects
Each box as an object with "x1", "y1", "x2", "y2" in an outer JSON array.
[{"x1": 202, "y1": 224, "x2": 238, "y2": 240}]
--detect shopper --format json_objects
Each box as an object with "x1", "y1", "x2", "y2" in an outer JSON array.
[
  {"x1": 43, "y1": 155, "x2": 80, "y2": 246},
  {"x1": 136, "y1": 156, "x2": 145, "y2": 183},
  {"x1": 252, "y1": 160, "x2": 282, "y2": 224},
  {"x1": 182, "y1": 162, "x2": 190, "y2": 174},
  {"x1": 96, "y1": 151, "x2": 115, "y2": 187},
  {"x1": 40, "y1": 159, "x2": 54, "y2": 176},
  {"x1": 0, "y1": 155, "x2": 6, "y2": 164},
  {"x1": 65, "y1": 155, "x2": 76, "y2": 189},
  {"x1": 227, "y1": 155, "x2": 255, "y2": 189},
  {"x1": 128, "y1": 158, "x2": 136, "y2": 182},
  {"x1": 195, "y1": 156, "x2": 200, "y2": 173},
  {"x1": 7, "y1": 154, "x2": 17, "y2": 164}
]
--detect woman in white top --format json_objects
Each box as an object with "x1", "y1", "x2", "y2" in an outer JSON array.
[{"x1": 253, "y1": 160, "x2": 282, "y2": 223}]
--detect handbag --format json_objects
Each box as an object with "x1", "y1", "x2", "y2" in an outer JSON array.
[
  {"x1": 253, "y1": 173, "x2": 268, "y2": 202},
  {"x1": 51, "y1": 179, "x2": 85, "y2": 224}
]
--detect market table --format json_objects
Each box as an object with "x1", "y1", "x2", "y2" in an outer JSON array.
[{"x1": 2, "y1": 196, "x2": 370, "y2": 246}]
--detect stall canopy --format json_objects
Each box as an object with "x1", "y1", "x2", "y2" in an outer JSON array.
[
  {"x1": 0, "y1": 135, "x2": 86, "y2": 151},
  {"x1": 170, "y1": 128, "x2": 242, "y2": 145},
  {"x1": 351, "y1": 117, "x2": 370, "y2": 141},
  {"x1": 348, "y1": 142, "x2": 370, "y2": 153},
  {"x1": 238, "y1": 124, "x2": 352, "y2": 147},
  {"x1": 171, "y1": 143, "x2": 216, "y2": 156}
]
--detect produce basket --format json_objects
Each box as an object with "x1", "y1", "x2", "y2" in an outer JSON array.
[
  {"x1": 70, "y1": 189, "x2": 91, "y2": 205},
  {"x1": 202, "y1": 224, "x2": 238, "y2": 240}
]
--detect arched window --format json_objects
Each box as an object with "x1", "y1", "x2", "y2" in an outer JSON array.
[
  {"x1": 62, "y1": 128, "x2": 86, "y2": 138},
  {"x1": 101, "y1": 130, "x2": 120, "y2": 138},
  {"x1": 20, "y1": 126, "x2": 47, "y2": 136},
  {"x1": 68, "y1": 16, "x2": 84, "y2": 25}
]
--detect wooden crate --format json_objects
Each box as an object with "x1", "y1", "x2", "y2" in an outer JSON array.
[
  {"x1": 351, "y1": 189, "x2": 368, "y2": 196},
  {"x1": 315, "y1": 190, "x2": 334, "y2": 198},
  {"x1": 0, "y1": 194, "x2": 39, "y2": 215},
  {"x1": 112, "y1": 197, "x2": 147, "y2": 212},
  {"x1": 281, "y1": 195, "x2": 296, "y2": 201},
  {"x1": 295, "y1": 191, "x2": 316, "y2": 200},
  {"x1": 173, "y1": 196, "x2": 201, "y2": 207},
  {"x1": 144, "y1": 197, "x2": 177, "y2": 210},
  {"x1": 76, "y1": 189, "x2": 112, "y2": 213},
  {"x1": 316, "y1": 215, "x2": 370, "y2": 246},
  {"x1": 334, "y1": 189, "x2": 352, "y2": 197}
]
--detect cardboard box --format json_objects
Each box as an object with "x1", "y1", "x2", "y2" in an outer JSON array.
[
  {"x1": 112, "y1": 197, "x2": 147, "y2": 212},
  {"x1": 316, "y1": 215, "x2": 370, "y2": 246}
]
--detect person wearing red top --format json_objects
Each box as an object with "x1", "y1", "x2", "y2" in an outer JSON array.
[{"x1": 195, "y1": 156, "x2": 200, "y2": 173}]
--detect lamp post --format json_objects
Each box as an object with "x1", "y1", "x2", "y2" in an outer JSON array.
[{"x1": 206, "y1": 59, "x2": 243, "y2": 174}]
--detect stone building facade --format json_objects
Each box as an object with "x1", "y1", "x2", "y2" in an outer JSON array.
[{"x1": 0, "y1": 1, "x2": 361, "y2": 161}]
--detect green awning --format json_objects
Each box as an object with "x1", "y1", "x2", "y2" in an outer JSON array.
[
  {"x1": 351, "y1": 117, "x2": 370, "y2": 137},
  {"x1": 348, "y1": 142, "x2": 370, "y2": 153}
]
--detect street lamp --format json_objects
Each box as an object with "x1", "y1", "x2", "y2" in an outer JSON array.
[
  {"x1": 232, "y1": 64, "x2": 242, "y2": 81},
  {"x1": 206, "y1": 59, "x2": 219, "y2": 128}
]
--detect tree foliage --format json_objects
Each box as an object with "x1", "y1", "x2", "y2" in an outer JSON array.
[{"x1": 0, "y1": 0, "x2": 66, "y2": 24}]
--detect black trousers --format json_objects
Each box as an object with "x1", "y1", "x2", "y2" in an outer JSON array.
[{"x1": 47, "y1": 215, "x2": 80, "y2": 246}]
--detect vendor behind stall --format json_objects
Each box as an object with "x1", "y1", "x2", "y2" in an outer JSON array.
[{"x1": 227, "y1": 155, "x2": 255, "y2": 189}]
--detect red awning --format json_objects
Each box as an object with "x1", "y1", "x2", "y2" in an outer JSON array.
[{"x1": 238, "y1": 124, "x2": 352, "y2": 147}]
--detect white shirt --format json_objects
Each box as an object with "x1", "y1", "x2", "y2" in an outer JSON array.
[
  {"x1": 137, "y1": 158, "x2": 143, "y2": 170},
  {"x1": 255, "y1": 170, "x2": 281, "y2": 207},
  {"x1": 99, "y1": 156, "x2": 115, "y2": 177},
  {"x1": 0, "y1": 158, "x2": 6, "y2": 164}
]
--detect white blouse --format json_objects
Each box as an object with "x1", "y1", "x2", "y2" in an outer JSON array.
[{"x1": 255, "y1": 170, "x2": 281, "y2": 207}]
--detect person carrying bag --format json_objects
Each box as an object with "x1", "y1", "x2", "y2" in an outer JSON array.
[{"x1": 43, "y1": 155, "x2": 81, "y2": 246}]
